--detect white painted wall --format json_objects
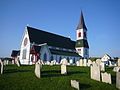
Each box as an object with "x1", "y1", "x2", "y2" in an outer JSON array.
[
  {"x1": 20, "y1": 27, "x2": 31, "y2": 65},
  {"x1": 76, "y1": 29, "x2": 87, "y2": 40},
  {"x1": 76, "y1": 47, "x2": 89, "y2": 59}
]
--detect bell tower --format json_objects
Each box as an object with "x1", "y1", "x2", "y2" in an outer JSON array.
[{"x1": 75, "y1": 11, "x2": 89, "y2": 59}]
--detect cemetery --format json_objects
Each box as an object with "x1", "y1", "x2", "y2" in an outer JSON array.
[{"x1": 0, "y1": 59, "x2": 119, "y2": 90}]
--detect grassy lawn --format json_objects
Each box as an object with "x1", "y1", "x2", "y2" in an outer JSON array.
[{"x1": 0, "y1": 65, "x2": 118, "y2": 90}]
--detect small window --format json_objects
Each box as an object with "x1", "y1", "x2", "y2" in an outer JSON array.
[
  {"x1": 84, "y1": 32, "x2": 86, "y2": 38},
  {"x1": 22, "y1": 49, "x2": 27, "y2": 59},
  {"x1": 78, "y1": 32, "x2": 81, "y2": 37}
]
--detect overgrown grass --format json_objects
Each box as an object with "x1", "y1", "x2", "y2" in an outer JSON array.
[{"x1": 0, "y1": 65, "x2": 118, "y2": 90}]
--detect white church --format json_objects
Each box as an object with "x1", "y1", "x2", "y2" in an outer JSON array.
[{"x1": 19, "y1": 12, "x2": 89, "y2": 65}]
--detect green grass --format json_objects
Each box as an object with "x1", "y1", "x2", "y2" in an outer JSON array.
[{"x1": 0, "y1": 65, "x2": 118, "y2": 90}]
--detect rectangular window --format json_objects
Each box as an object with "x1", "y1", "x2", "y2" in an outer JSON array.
[
  {"x1": 78, "y1": 32, "x2": 81, "y2": 37},
  {"x1": 22, "y1": 49, "x2": 27, "y2": 59},
  {"x1": 84, "y1": 32, "x2": 86, "y2": 38}
]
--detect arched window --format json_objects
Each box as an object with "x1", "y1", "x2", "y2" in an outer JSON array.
[
  {"x1": 44, "y1": 53, "x2": 47, "y2": 61},
  {"x1": 78, "y1": 32, "x2": 81, "y2": 37}
]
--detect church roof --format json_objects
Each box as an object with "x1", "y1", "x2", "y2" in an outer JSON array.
[
  {"x1": 27, "y1": 26, "x2": 76, "y2": 50},
  {"x1": 11, "y1": 50, "x2": 20, "y2": 57},
  {"x1": 76, "y1": 11, "x2": 87, "y2": 30},
  {"x1": 50, "y1": 49, "x2": 80, "y2": 57}
]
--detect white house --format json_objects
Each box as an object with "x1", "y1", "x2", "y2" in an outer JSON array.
[{"x1": 101, "y1": 54, "x2": 111, "y2": 65}]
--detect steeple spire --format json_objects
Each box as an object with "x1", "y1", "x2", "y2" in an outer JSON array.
[{"x1": 76, "y1": 11, "x2": 87, "y2": 30}]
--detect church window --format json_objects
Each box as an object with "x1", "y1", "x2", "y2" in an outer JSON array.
[
  {"x1": 44, "y1": 53, "x2": 47, "y2": 61},
  {"x1": 22, "y1": 49, "x2": 27, "y2": 59},
  {"x1": 78, "y1": 32, "x2": 81, "y2": 37},
  {"x1": 51, "y1": 55, "x2": 53, "y2": 61},
  {"x1": 78, "y1": 49, "x2": 81, "y2": 54}
]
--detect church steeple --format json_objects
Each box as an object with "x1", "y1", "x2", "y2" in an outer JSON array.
[
  {"x1": 75, "y1": 11, "x2": 89, "y2": 59},
  {"x1": 76, "y1": 11, "x2": 87, "y2": 30}
]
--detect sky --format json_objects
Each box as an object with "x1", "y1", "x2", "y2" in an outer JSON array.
[{"x1": 0, "y1": 0, "x2": 120, "y2": 57}]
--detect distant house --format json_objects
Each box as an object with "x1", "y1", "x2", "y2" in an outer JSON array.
[
  {"x1": 101, "y1": 54, "x2": 111, "y2": 65},
  {"x1": 11, "y1": 50, "x2": 20, "y2": 64}
]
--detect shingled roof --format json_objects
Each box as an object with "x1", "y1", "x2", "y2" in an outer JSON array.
[
  {"x1": 27, "y1": 26, "x2": 76, "y2": 49},
  {"x1": 76, "y1": 11, "x2": 87, "y2": 30}
]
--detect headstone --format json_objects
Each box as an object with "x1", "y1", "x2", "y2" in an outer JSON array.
[
  {"x1": 87, "y1": 59, "x2": 92, "y2": 67},
  {"x1": 50, "y1": 61, "x2": 54, "y2": 66},
  {"x1": 116, "y1": 72, "x2": 120, "y2": 89},
  {"x1": 101, "y1": 72, "x2": 111, "y2": 84},
  {"x1": 118, "y1": 59, "x2": 120, "y2": 66},
  {"x1": 113, "y1": 67, "x2": 120, "y2": 72},
  {"x1": 60, "y1": 58, "x2": 68, "y2": 75},
  {"x1": 83, "y1": 59, "x2": 87, "y2": 66},
  {"x1": 61, "y1": 64, "x2": 67, "y2": 74},
  {"x1": 0, "y1": 59, "x2": 4, "y2": 74},
  {"x1": 100, "y1": 62, "x2": 105, "y2": 71},
  {"x1": 15, "y1": 57, "x2": 20, "y2": 67},
  {"x1": 71, "y1": 80, "x2": 80, "y2": 90},
  {"x1": 80, "y1": 59, "x2": 83, "y2": 66},
  {"x1": 35, "y1": 60, "x2": 41, "y2": 78},
  {"x1": 91, "y1": 61, "x2": 100, "y2": 81},
  {"x1": 76, "y1": 61, "x2": 80, "y2": 66},
  {"x1": 60, "y1": 58, "x2": 68, "y2": 65},
  {"x1": 96, "y1": 59, "x2": 101, "y2": 66}
]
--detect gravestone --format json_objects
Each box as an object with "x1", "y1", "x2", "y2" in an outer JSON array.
[
  {"x1": 113, "y1": 67, "x2": 120, "y2": 72},
  {"x1": 80, "y1": 59, "x2": 83, "y2": 66},
  {"x1": 71, "y1": 80, "x2": 80, "y2": 90},
  {"x1": 118, "y1": 59, "x2": 120, "y2": 66},
  {"x1": 96, "y1": 59, "x2": 101, "y2": 66},
  {"x1": 50, "y1": 61, "x2": 54, "y2": 66},
  {"x1": 61, "y1": 58, "x2": 67, "y2": 74},
  {"x1": 35, "y1": 60, "x2": 41, "y2": 78},
  {"x1": 87, "y1": 59, "x2": 92, "y2": 67},
  {"x1": 100, "y1": 62, "x2": 105, "y2": 71},
  {"x1": 0, "y1": 59, "x2": 3, "y2": 74},
  {"x1": 61, "y1": 65, "x2": 67, "y2": 74},
  {"x1": 83, "y1": 59, "x2": 87, "y2": 66},
  {"x1": 76, "y1": 60, "x2": 80, "y2": 66},
  {"x1": 116, "y1": 72, "x2": 120, "y2": 89},
  {"x1": 15, "y1": 57, "x2": 20, "y2": 67},
  {"x1": 101, "y1": 72, "x2": 111, "y2": 84},
  {"x1": 91, "y1": 61, "x2": 100, "y2": 81}
]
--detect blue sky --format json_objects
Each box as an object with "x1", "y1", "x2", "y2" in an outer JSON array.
[{"x1": 0, "y1": 0, "x2": 120, "y2": 57}]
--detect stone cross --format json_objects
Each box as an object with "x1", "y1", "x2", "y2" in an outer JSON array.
[
  {"x1": 101, "y1": 72, "x2": 111, "y2": 84},
  {"x1": 0, "y1": 59, "x2": 3, "y2": 74},
  {"x1": 91, "y1": 61, "x2": 100, "y2": 81},
  {"x1": 71, "y1": 80, "x2": 80, "y2": 90},
  {"x1": 35, "y1": 60, "x2": 41, "y2": 78}
]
